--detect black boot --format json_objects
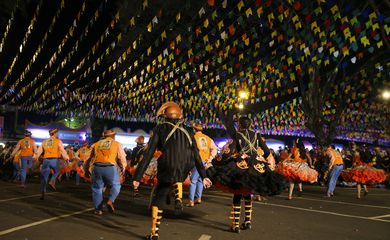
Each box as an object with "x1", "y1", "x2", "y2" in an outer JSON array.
[
  {"x1": 174, "y1": 199, "x2": 183, "y2": 216},
  {"x1": 229, "y1": 204, "x2": 241, "y2": 233},
  {"x1": 241, "y1": 199, "x2": 252, "y2": 230},
  {"x1": 147, "y1": 206, "x2": 162, "y2": 240},
  {"x1": 241, "y1": 221, "x2": 251, "y2": 230},
  {"x1": 172, "y1": 182, "x2": 183, "y2": 215},
  {"x1": 230, "y1": 225, "x2": 241, "y2": 233},
  {"x1": 146, "y1": 234, "x2": 159, "y2": 240}
]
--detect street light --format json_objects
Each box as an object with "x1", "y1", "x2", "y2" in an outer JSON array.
[
  {"x1": 383, "y1": 90, "x2": 390, "y2": 100},
  {"x1": 239, "y1": 90, "x2": 249, "y2": 99}
]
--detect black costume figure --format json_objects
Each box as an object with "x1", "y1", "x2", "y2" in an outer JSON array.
[
  {"x1": 133, "y1": 102, "x2": 211, "y2": 240},
  {"x1": 207, "y1": 110, "x2": 285, "y2": 233}
]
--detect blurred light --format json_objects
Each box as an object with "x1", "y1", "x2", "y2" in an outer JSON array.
[
  {"x1": 383, "y1": 91, "x2": 390, "y2": 100},
  {"x1": 239, "y1": 90, "x2": 248, "y2": 99},
  {"x1": 265, "y1": 139, "x2": 286, "y2": 151},
  {"x1": 70, "y1": 118, "x2": 74, "y2": 121},
  {"x1": 238, "y1": 103, "x2": 244, "y2": 109},
  {"x1": 80, "y1": 133, "x2": 87, "y2": 141},
  {"x1": 29, "y1": 129, "x2": 50, "y2": 139},
  {"x1": 216, "y1": 140, "x2": 227, "y2": 149},
  {"x1": 115, "y1": 134, "x2": 150, "y2": 149},
  {"x1": 303, "y1": 142, "x2": 313, "y2": 151}
]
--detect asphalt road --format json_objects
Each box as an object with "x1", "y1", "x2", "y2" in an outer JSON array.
[{"x1": 0, "y1": 178, "x2": 389, "y2": 240}]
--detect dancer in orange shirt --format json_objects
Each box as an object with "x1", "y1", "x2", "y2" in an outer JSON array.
[
  {"x1": 33, "y1": 129, "x2": 69, "y2": 200},
  {"x1": 10, "y1": 130, "x2": 37, "y2": 187},
  {"x1": 84, "y1": 130, "x2": 127, "y2": 215},
  {"x1": 75, "y1": 142, "x2": 90, "y2": 185},
  {"x1": 187, "y1": 122, "x2": 217, "y2": 207}
]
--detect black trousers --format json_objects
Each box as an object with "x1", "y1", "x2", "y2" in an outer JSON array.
[
  {"x1": 151, "y1": 182, "x2": 172, "y2": 208},
  {"x1": 233, "y1": 194, "x2": 251, "y2": 204}
]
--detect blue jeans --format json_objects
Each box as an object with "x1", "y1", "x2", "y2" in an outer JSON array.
[
  {"x1": 91, "y1": 165, "x2": 121, "y2": 210},
  {"x1": 13, "y1": 162, "x2": 20, "y2": 181},
  {"x1": 41, "y1": 158, "x2": 59, "y2": 192},
  {"x1": 20, "y1": 156, "x2": 33, "y2": 184},
  {"x1": 188, "y1": 167, "x2": 203, "y2": 201},
  {"x1": 327, "y1": 165, "x2": 344, "y2": 194}
]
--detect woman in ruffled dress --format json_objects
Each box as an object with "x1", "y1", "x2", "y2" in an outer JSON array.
[
  {"x1": 277, "y1": 139, "x2": 318, "y2": 200},
  {"x1": 341, "y1": 143, "x2": 387, "y2": 199}
]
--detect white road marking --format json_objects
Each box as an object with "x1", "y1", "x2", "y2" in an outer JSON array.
[
  {"x1": 274, "y1": 195, "x2": 390, "y2": 210},
  {"x1": 0, "y1": 208, "x2": 94, "y2": 236},
  {"x1": 368, "y1": 214, "x2": 390, "y2": 219},
  {"x1": 0, "y1": 192, "x2": 58, "y2": 202},
  {"x1": 207, "y1": 193, "x2": 390, "y2": 223},
  {"x1": 362, "y1": 193, "x2": 390, "y2": 196},
  {"x1": 198, "y1": 234, "x2": 212, "y2": 240}
]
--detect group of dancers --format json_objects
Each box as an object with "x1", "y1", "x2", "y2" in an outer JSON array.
[{"x1": 3, "y1": 101, "x2": 388, "y2": 240}]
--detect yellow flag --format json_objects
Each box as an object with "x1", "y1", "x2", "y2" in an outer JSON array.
[
  {"x1": 204, "y1": 19, "x2": 209, "y2": 28},
  {"x1": 360, "y1": 36, "x2": 370, "y2": 47},
  {"x1": 176, "y1": 34, "x2": 181, "y2": 43},
  {"x1": 218, "y1": 20, "x2": 224, "y2": 30},
  {"x1": 245, "y1": 8, "x2": 252, "y2": 17},
  {"x1": 161, "y1": 30, "x2": 166, "y2": 40},
  {"x1": 237, "y1": 0, "x2": 244, "y2": 11}
]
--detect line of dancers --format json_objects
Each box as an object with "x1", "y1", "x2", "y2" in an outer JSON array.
[{"x1": 2, "y1": 101, "x2": 388, "y2": 240}]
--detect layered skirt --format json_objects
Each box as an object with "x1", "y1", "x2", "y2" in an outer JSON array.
[
  {"x1": 341, "y1": 165, "x2": 387, "y2": 184},
  {"x1": 207, "y1": 156, "x2": 286, "y2": 196},
  {"x1": 277, "y1": 160, "x2": 318, "y2": 183}
]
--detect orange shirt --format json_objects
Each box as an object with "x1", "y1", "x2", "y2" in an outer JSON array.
[
  {"x1": 18, "y1": 137, "x2": 36, "y2": 157},
  {"x1": 194, "y1": 132, "x2": 217, "y2": 162},
  {"x1": 327, "y1": 148, "x2": 343, "y2": 165},
  {"x1": 93, "y1": 138, "x2": 120, "y2": 165},
  {"x1": 35, "y1": 137, "x2": 69, "y2": 160}
]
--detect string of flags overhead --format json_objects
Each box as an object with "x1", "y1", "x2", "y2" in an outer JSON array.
[{"x1": 0, "y1": 0, "x2": 388, "y2": 145}]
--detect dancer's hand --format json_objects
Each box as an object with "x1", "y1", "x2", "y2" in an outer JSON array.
[
  {"x1": 133, "y1": 180, "x2": 140, "y2": 189},
  {"x1": 203, "y1": 178, "x2": 212, "y2": 188}
]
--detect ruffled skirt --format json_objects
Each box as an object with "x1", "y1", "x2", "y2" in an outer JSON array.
[
  {"x1": 277, "y1": 160, "x2": 318, "y2": 183},
  {"x1": 341, "y1": 166, "x2": 387, "y2": 184},
  {"x1": 207, "y1": 157, "x2": 286, "y2": 196}
]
